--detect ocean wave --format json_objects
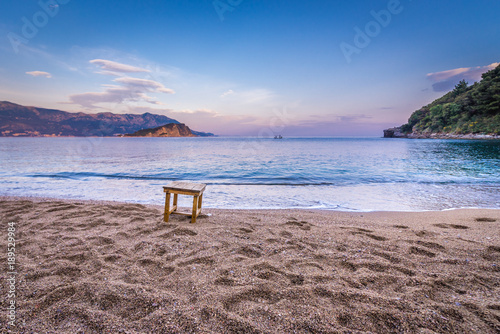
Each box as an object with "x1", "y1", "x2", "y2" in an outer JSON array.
[{"x1": 26, "y1": 172, "x2": 500, "y2": 187}]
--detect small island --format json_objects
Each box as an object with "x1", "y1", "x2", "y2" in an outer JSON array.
[
  {"x1": 385, "y1": 63, "x2": 500, "y2": 139},
  {"x1": 123, "y1": 123, "x2": 205, "y2": 137}
]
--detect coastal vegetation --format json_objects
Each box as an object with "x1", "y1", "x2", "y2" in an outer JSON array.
[{"x1": 401, "y1": 63, "x2": 500, "y2": 135}]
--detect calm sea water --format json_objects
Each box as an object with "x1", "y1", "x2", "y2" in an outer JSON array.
[{"x1": 1, "y1": 137, "x2": 499, "y2": 211}]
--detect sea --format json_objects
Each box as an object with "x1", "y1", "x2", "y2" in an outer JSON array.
[{"x1": 1, "y1": 137, "x2": 499, "y2": 211}]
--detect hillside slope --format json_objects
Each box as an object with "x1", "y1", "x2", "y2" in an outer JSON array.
[{"x1": 385, "y1": 64, "x2": 500, "y2": 138}]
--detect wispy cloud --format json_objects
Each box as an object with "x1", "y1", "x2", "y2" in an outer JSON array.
[
  {"x1": 68, "y1": 76, "x2": 174, "y2": 108},
  {"x1": 220, "y1": 89, "x2": 234, "y2": 98},
  {"x1": 427, "y1": 62, "x2": 499, "y2": 92},
  {"x1": 26, "y1": 71, "x2": 52, "y2": 78},
  {"x1": 89, "y1": 59, "x2": 150, "y2": 74},
  {"x1": 219, "y1": 88, "x2": 275, "y2": 104},
  {"x1": 114, "y1": 77, "x2": 174, "y2": 94},
  {"x1": 66, "y1": 58, "x2": 175, "y2": 108}
]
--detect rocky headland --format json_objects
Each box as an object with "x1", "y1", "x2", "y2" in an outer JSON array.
[
  {"x1": 384, "y1": 63, "x2": 499, "y2": 140},
  {"x1": 123, "y1": 123, "x2": 200, "y2": 137}
]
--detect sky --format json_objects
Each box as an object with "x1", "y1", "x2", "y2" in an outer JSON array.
[{"x1": 0, "y1": 0, "x2": 499, "y2": 136}]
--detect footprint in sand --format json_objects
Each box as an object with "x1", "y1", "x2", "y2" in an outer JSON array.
[
  {"x1": 393, "y1": 225, "x2": 409, "y2": 229},
  {"x1": 287, "y1": 273, "x2": 305, "y2": 285},
  {"x1": 104, "y1": 254, "x2": 121, "y2": 263},
  {"x1": 236, "y1": 245, "x2": 263, "y2": 258},
  {"x1": 414, "y1": 230, "x2": 438, "y2": 237},
  {"x1": 45, "y1": 204, "x2": 79, "y2": 212},
  {"x1": 364, "y1": 234, "x2": 387, "y2": 241},
  {"x1": 341, "y1": 227, "x2": 373, "y2": 233},
  {"x1": 482, "y1": 246, "x2": 500, "y2": 261},
  {"x1": 223, "y1": 286, "x2": 281, "y2": 311},
  {"x1": 433, "y1": 223, "x2": 469, "y2": 229},
  {"x1": 284, "y1": 220, "x2": 313, "y2": 231},
  {"x1": 177, "y1": 256, "x2": 215, "y2": 267},
  {"x1": 475, "y1": 217, "x2": 497, "y2": 222},
  {"x1": 129, "y1": 216, "x2": 146, "y2": 223},
  {"x1": 87, "y1": 236, "x2": 115, "y2": 246},
  {"x1": 238, "y1": 227, "x2": 254, "y2": 233},
  {"x1": 214, "y1": 277, "x2": 236, "y2": 286},
  {"x1": 371, "y1": 250, "x2": 401, "y2": 264},
  {"x1": 138, "y1": 258, "x2": 175, "y2": 276},
  {"x1": 342, "y1": 227, "x2": 387, "y2": 241},
  {"x1": 409, "y1": 246, "x2": 436, "y2": 258},
  {"x1": 256, "y1": 271, "x2": 275, "y2": 280},
  {"x1": 350, "y1": 231, "x2": 387, "y2": 241},
  {"x1": 159, "y1": 227, "x2": 197, "y2": 238},
  {"x1": 416, "y1": 240, "x2": 446, "y2": 251},
  {"x1": 54, "y1": 266, "x2": 82, "y2": 277}
]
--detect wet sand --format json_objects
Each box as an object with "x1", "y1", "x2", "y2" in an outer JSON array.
[{"x1": 1, "y1": 197, "x2": 499, "y2": 333}]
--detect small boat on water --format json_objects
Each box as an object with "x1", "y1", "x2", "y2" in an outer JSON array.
[{"x1": 274, "y1": 135, "x2": 283, "y2": 139}]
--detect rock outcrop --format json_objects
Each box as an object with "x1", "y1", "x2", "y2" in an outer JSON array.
[
  {"x1": 383, "y1": 126, "x2": 500, "y2": 139},
  {"x1": 123, "y1": 123, "x2": 198, "y2": 137},
  {"x1": 383, "y1": 127, "x2": 405, "y2": 138}
]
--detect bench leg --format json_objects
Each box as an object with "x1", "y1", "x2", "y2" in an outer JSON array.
[
  {"x1": 164, "y1": 192, "x2": 171, "y2": 222},
  {"x1": 173, "y1": 193, "x2": 178, "y2": 213},
  {"x1": 198, "y1": 194, "x2": 203, "y2": 212},
  {"x1": 191, "y1": 195, "x2": 199, "y2": 224}
]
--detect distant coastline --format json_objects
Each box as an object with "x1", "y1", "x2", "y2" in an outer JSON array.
[{"x1": 0, "y1": 101, "x2": 214, "y2": 137}]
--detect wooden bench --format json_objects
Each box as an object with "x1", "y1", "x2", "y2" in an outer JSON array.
[{"x1": 163, "y1": 181, "x2": 206, "y2": 224}]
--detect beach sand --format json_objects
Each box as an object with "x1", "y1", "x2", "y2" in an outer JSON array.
[{"x1": 1, "y1": 197, "x2": 499, "y2": 333}]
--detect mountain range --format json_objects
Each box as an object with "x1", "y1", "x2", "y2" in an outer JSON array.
[{"x1": 0, "y1": 101, "x2": 214, "y2": 137}]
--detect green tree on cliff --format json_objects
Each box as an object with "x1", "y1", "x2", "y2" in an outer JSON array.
[{"x1": 401, "y1": 64, "x2": 500, "y2": 134}]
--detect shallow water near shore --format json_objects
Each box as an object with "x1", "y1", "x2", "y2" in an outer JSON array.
[{"x1": 1, "y1": 137, "x2": 499, "y2": 211}]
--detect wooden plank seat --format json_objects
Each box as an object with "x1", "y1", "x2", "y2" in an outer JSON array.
[{"x1": 163, "y1": 181, "x2": 206, "y2": 224}]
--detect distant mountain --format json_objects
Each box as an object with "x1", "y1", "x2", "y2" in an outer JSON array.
[
  {"x1": 385, "y1": 63, "x2": 500, "y2": 139},
  {"x1": 123, "y1": 123, "x2": 198, "y2": 137},
  {"x1": 0, "y1": 101, "x2": 214, "y2": 137}
]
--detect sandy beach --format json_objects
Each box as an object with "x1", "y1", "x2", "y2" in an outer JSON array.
[{"x1": 1, "y1": 197, "x2": 499, "y2": 333}]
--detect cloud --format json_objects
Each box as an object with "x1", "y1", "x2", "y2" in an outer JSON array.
[
  {"x1": 68, "y1": 76, "x2": 174, "y2": 108},
  {"x1": 337, "y1": 114, "x2": 372, "y2": 122},
  {"x1": 427, "y1": 62, "x2": 499, "y2": 92},
  {"x1": 26, "y1": 71, "x2": 52, "y2": 78},
  {"x1": 220, "y1": 89, "x2": 234, "y2": 98},
  {"x1": 219, "y1": 88, "x2": 275, "y2": 104},
  {"x1": 307, "y1": 113, "x2": 371, "y2": 123},
  {"x1": 114, "y1": 77, "x2": 175, "y2": 94},
  {"x1": 89, "y1": 59, "x2": 150, "y2": 73}
]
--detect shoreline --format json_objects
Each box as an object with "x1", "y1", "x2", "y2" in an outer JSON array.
[
  {"x1": 1, "y1": 197, "x2": 499, "y2": 332},
  {"x1": 383, "y1": 128, "x2": 500, "y2": 140},
  {"x1": 2, "y1": 195, "x2": 499, "y2": 213}
]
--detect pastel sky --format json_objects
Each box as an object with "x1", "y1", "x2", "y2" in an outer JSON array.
[{"x1": 1, "y1": 0, "x2": 499, "y2": 136}]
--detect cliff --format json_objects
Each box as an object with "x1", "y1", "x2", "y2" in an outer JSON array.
[
  {"x1": 384, "y1": 63, "x2": 500, "y2": 139},
  {"x1": 0, "y1": 101, "x2": 213, "y2": 137},
  {"x1": 123, "y1": 123, "x2": 198, "y2": 137}
]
